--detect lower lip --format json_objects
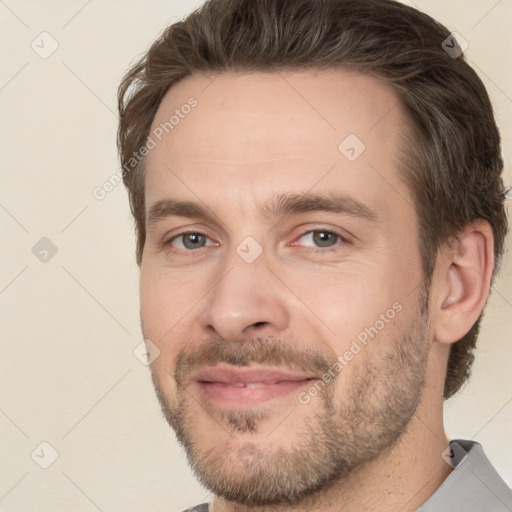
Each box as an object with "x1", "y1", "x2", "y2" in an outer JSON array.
[{"x1": 196, "y1": 380, "x2": 314, "y2": 407}]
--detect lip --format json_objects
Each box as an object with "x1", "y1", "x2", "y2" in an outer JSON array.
[{"x1": 192, "y1": 365, "x2": 316, "y2": 407}]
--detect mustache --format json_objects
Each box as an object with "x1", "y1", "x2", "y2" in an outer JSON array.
[{"x1": 173, "y1": 336, "x2": 338, "y2": 389}]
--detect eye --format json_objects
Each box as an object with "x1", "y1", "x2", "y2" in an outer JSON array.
[
  {"x1": 168, "y1": 232, "x2": 215, "y2": 250},
  {"x1": 295, "y1": 230, "x2": 345, "y2": 249}
]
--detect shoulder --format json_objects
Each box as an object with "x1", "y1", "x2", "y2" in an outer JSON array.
[
  {"x1": 178, "y1": 504, "x2": 209, "y2": 512},
  {"x1": 418, "y1": 439, "x2": 512, "y2": 512}
]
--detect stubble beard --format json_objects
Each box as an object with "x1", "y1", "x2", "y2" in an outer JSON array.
[{"x1": 149, "y1": 296, "x2": 431, "y2": 507}]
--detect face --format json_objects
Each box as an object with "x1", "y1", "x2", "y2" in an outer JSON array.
[{"x1": 140, "y1": 69, "x2": 431, "y2": 506}]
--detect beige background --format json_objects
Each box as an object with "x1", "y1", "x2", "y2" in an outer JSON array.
[{"x1": 0, "y1": 1, "x2": 511, "y2": 511}]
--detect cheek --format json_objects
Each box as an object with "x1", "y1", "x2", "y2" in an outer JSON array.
[
  {"x1": 283, "y1": 265, "x2": 394, "y2": 334},
  {"x1": 140, "y1": 262, "x2": 204, "y2": 327},
  {"x1": 139, "y1": 268, "x2": 195, "y2": 366},
  {"x1": 282, "y1": 254, "x2": 419, "y2": 357},
  {"x1": 140, "y1": 271, "x2": 170, "y2": 337}
]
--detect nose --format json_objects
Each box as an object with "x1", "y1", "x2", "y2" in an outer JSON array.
[{"x1": 199, "y1": 252, "x2": 290, "y2": 341}]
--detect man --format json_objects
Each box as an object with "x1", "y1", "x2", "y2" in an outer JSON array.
[{"x1": 117, "y1": 0, "x2": 511, "y2": 510}]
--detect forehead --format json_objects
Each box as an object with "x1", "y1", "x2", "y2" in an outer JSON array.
[{"x1": 144, "y1": 68, "x2": 412, "y2": 219}]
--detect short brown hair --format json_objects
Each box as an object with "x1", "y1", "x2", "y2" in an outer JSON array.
[{"x1": 117, "y1": 0, "x2": 508, "y2": 399}]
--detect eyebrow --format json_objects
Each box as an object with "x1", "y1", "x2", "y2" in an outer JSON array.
[
  {"x1": 146, "y1": 192, "x2": 378, "y2": 229},
  {"x1": 261, "y1": 192, "x2": 378, "y2": 222}
]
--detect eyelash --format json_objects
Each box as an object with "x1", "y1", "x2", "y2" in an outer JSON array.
[
  {"x1": 293, "y1": 229, "x2": 349, "y2": 253},
  {"x1": 164, "y1": 231, "x2": 213, "y2": 251},
  {"x1": 164, "y1": 229, "x2": 350, "y2": 254}
]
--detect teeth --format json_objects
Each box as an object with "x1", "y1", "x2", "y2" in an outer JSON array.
[{"x1": 231, "y1": 382, "x2": 267, "y2": 388}]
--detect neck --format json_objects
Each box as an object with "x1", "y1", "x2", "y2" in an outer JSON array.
[{"x1": 211, "y1": 390, "x2": 452, "y2": 512}]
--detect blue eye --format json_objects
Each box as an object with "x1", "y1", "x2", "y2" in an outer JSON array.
[
  {"x1": 165, "y1": 229, "x2": 347, "y2": 255},
  {"x1": 169, "y1": 232, "x2": 213, "y2": 250},
  {"x1": 298, "y1": 230, "x2": 343, "y2": 248}
]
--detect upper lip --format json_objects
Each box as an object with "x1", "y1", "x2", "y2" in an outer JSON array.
[{"x1": 192, "y1": 365, "x2": 315, "y2": 385}]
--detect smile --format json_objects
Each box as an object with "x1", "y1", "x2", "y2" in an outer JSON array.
[{"x1": 191, "y1": 365, "x2": 316, "y2": 407}]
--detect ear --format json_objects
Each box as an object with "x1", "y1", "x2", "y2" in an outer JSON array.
[{"x1": 432, "y1": 220, "x2": 494, "y2": 345}]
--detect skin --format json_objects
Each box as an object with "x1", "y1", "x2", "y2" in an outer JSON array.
[{"x1": 139, "y1": 68, "x2": 494, "y2": 511}]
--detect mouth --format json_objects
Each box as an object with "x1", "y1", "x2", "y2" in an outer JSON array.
[{"x1": 191, "y1": 365, "x2": 316, "y2": 407}]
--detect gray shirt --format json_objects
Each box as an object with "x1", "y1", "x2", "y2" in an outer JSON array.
[{"x1": 180, "y1": 439, "x2": 512, "y2": 512}]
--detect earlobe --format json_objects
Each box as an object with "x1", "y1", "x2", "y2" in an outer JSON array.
[{"x1": 433, "y1": 221, "x2": 494, "y2": 345}]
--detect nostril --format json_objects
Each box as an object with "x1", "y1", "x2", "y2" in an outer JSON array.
[{"x1": 252, "y1": 322, "x2": 267, "y2": 328}]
